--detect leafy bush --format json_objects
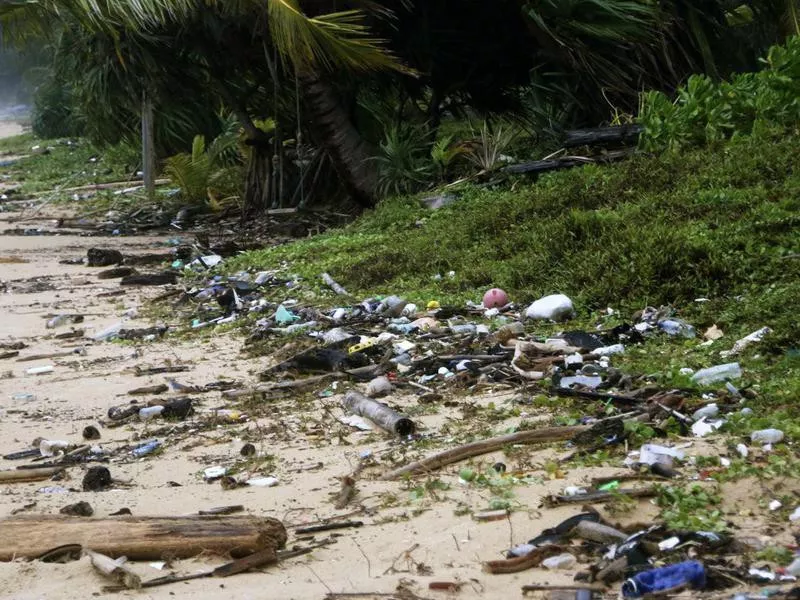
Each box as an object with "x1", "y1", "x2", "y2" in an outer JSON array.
[
  {"x1": 31, "y1": 74, "x2": 84, "y2": 139},
  {"x1": 639, "y1": 36, "x2": 800, "y2": 151},
  {"x1": 374, "y1": 124, "x2": 434, "y2": 198}
]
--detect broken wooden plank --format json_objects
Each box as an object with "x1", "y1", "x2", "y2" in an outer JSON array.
[{"x1": 0, "y1": 515, "x2": 286, "y2": 561}]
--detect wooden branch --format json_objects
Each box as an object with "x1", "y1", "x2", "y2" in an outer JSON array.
[
  {"x1": 522, "y1": 583, "x2": 607, "y2": 594},
  {"x1": 484, "y1": 544, "x2": 567, "y2": 574},
  {"x1": 0, "y1": 515, "x2": 286, "y2": 561},
  {"x1": 503, "y1": 149, "x2": 632, "y2": 175},
  {"x1": 380, "y1": 425, "x2": 588, "y2": 480},
  {"x1": 85, "y1": 549, "x2": 142, "y2": 590},
  {"x1": 0, "y1": 467, "x2": 64, "y2": 483},
  {"x1": 547, "y1": 487, "x2": 657, "y2": 506},
  {"x1": 563, "y1": 125, "x2": 643, "y2": 148}
]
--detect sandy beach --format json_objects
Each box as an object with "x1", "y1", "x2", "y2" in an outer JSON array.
[{"x1": 0, "y1": 127, "x2": 779, "y2": 600}]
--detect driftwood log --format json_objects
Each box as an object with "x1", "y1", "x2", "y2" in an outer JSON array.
[
  {"x1": 0, "y1": 515, "x2": 286, "y2": 561},
  {"x1": 563, "y1": 125, "x2": 643, "y2": 148},
  {"x1": 381, "y1": 425, "x2": 588, "y2": 480},
  {"x1": 343, "y1": 391, "x2": 415, "y2": 436}
]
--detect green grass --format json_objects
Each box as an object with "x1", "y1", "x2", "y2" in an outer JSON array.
[
  {"x1": 0, "y1": 134, "x2": 138, "y2": 194},
  {"x1": 229, "y1": 134, "x2": 800, "y2": 350}
]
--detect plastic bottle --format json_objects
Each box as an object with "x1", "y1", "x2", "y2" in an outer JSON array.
[
  {"x1": 46, "y1": 314, "x2": 70, "y2": 329},
  {"x1": 750, "y1": 429, "x2": 784, "y2": 444},
  {"x1": 11, "y1": 392, "x2": 35, "y2": 402},
  {"x1": 622, "y1": 560, "x2": 706, "y2": 597},
  {"x1": 138, "y1": 405, "x2": 165, "y2": 420},
  {"x1": 541, "y1": 553, "x2": 577, "y2": 570},
  {"x1": 132, "y1": 439, "x2": 161, "y2": 457},
  {"x1": 26, "y1": 365, "x2": 54, "y2": 375},
  {"x1": 786, "y1": 557, "x2": 800, "y2": 576},
  {"x1": 93, "y1": 322, "x2": 123, "y2": 342},
  {"x1": 658, "y1": 318, "x2": 696, "y2": 338},
  {"x1": 692, "y1": 403, "x2": 719, "y2": 421},
  {"x1": 690, "y1": 362, "x2": 742, "y2": 385}
]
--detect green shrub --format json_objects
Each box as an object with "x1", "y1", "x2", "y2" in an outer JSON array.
[{"x1": 639, "y1": 36, "x2": 800, "y2": 151}]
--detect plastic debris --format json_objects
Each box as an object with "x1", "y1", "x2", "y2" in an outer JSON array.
[
  {"x1": 691, "y1": 362, "x2": 742, "y2": 385},
  {"x1": 525, "y1": 294, "x2": 574, "y2": 321},
  {"x1": 622, "y1": 560, "x2": 706, "y2": 597},
  {"x1": 482, "y1": 288, "x2": 509, "y2": 309},
  {"x1": 750, "y1": 429, "x2": 784, "y2": 444},
  {"x1": 721, "y1": 326, "x2": 772, "y2": 358}
]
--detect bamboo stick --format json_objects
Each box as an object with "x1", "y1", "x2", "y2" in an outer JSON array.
[
  {"x1": 381, "y1": 425, "x2": 588, "y2": 480},
  {"x1": 0, "y1": 515, "x2": 286, "y2": 561}
]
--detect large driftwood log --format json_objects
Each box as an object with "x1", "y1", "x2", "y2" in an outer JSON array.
[
  {"x1": 0, "y1": 515, "x2": 286, "y2": 561},
  {"x1": 343, "y1": 391, "x2": 415, "y2": 436},
  {"x1": 380, "y1": 425, "x2": 588, "y2": 480}
]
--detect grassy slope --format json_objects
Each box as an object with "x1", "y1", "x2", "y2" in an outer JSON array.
[
  {"x1": 234, "y1": 134, "x2": 800, "y2": 349},
  {"x1": 230, "y1": 133, "x2": 800, "y2": 438}
]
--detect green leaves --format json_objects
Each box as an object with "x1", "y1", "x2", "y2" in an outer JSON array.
[
  {"x1": 268, "y1": 0, "x2": 406, "y2": 74},
  {"x1": 639, "y1": 36, "x2": 800, "y2": 151}
]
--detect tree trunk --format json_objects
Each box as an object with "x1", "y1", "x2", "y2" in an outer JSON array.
[
  {"x1": 299, "y1": 72, "x2": 377, "y2": 208},
  {"x1": 243, "y1": 140, "x2": 273, "y2": 215}
]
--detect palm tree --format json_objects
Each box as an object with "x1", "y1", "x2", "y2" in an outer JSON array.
[{"x1": 1, "y1": 0, "x2": 407, "y2": 209}]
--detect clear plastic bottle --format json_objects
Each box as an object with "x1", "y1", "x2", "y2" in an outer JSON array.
[
  {"x1": 690, "y1": 362, "x2": 742, "y2": 385},
  {"x1": 658, "y1": 318, "x2": 696, "y2": 338},
  {"x1": 692, "y1": 403, "x2": 719, "y2": 421},
  {"x1": 541, "y1": 553, "x2": 577, "y2": 570},
  {"x1": 750, "y1": 429, "x2": 784, "y2": 444}
]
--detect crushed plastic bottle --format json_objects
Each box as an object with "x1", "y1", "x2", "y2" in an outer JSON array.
[
  {"x1": 541, "y1": 553, "x2": 577, "y2": 570},
  {"x1": 622, "y1": 560, "x2": 706, "y2": 597},
  {"x1": 750, "y1": 429, "x2": 784, "y2": 444},
  {"x1": 93, "y1": 321, "x2": 123, "y2": 342},
  {"x1": 658, "y1": 318, "x2": 696, "y2": 338},
  {"x1": 690, "y1": 362, "x2": 742, "y2": 385}
]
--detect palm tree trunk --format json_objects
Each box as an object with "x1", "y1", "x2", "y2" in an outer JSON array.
[{"x1": 299, "y1": 71, "x2": 377, "y2": 208}]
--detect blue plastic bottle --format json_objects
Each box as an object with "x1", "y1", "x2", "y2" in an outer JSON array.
[{"x1": 622, "y1": 560, "x2": 706, "y2": 597}]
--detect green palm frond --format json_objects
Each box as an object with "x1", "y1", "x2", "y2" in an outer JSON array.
[{"x1": 268, "y1": 0, "x2": 407, "y2": 73}]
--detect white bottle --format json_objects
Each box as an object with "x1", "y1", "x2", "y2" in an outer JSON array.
[
  {"x1": 751, "y1": 429, "x2": 784, "y2": 444},
  {"x1": 691, "y1": 363, "x2": 742, "y2": 385},
  {"x1": 541, "y1": 553, "x2": 577, "y2": 570},
  {"x1": 139, "y1": 405, "x2": 165, "y2": 420},
  {"x1": 692, "y1": 403, "x2": 719, "y2": 421}
]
